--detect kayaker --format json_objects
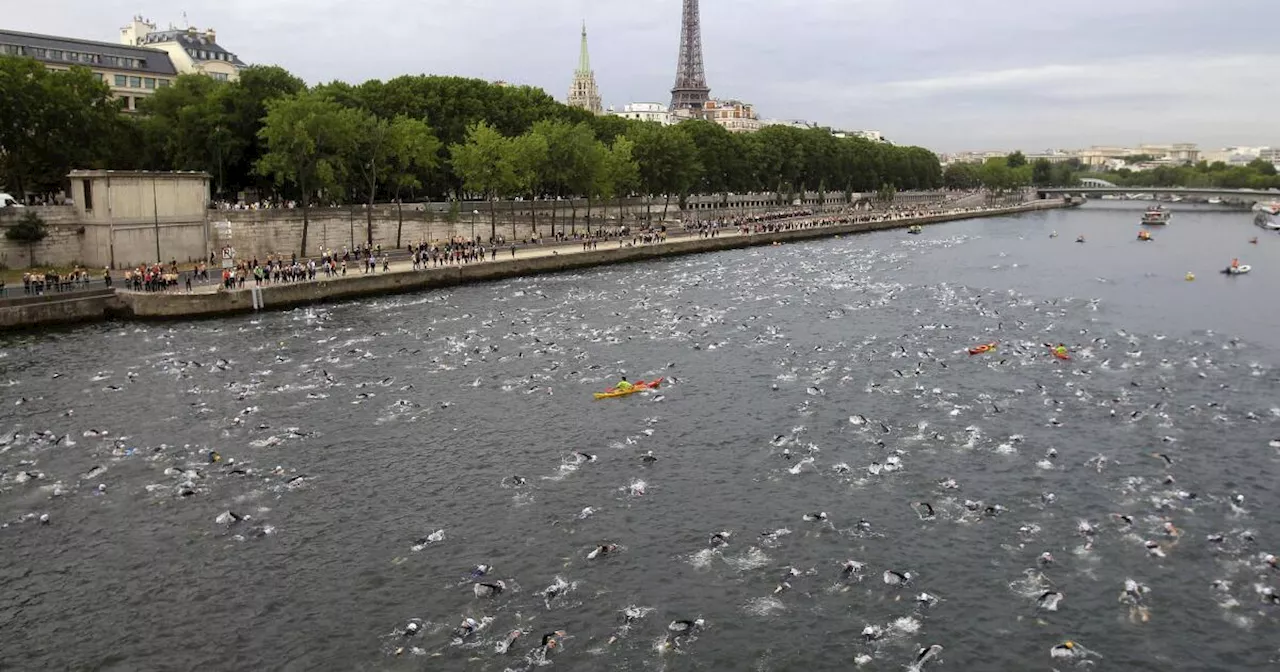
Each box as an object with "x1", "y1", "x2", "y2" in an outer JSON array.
[
  {"x1": 614, "y1": 377, "x2": 634, "y2": 392},
  {"x1": 1231, "y1": 258, "x2": 1239, "y2": 269}
]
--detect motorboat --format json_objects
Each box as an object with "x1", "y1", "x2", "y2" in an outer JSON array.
[
  {"x1": 1141, "y1": 205, "x2": 1171, "y2": 225},
  {"x1": 1207, "y1": 197, "x2": 1224, "y2": 205},
  {"x1": 1253, "y1": 202, "x2": 1280, "y2": 230},
  {"x1": 907, "y1": 225, "x2": 923, "y2": 235},
  {"x1": 1222, "y1": 264, "x2": 1251, "y2": 275}
]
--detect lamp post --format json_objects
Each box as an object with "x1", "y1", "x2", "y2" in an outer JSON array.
[{"x1": 471, "y1": 209, "x2": 479, "y2": 243}]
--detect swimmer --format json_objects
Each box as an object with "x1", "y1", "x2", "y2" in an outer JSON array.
[
  {"x1": 541, "y1": 629, "x2": 567, "y2": 651},
  {"x1": 495, "y1": 629, "x2": 523, "y2": 654},
  {"x1": 208, "y1": 451, "x2": 222, "y2": 463},
  {"x1": 883, "y1": 569, "x2": 912, "y2": 586},
  {"x1": 1144, "y1": 540, "x2": 1166, "y2": 558},
  {"x1": 915, "y1": 592, "x2": 940, "y2": 607},
  {"x1": 709, "y1": 531, "x2": 731, "y2": 548},
  {"x1": 473, "y1": 580, "x2": 506, "y2": 598},
  {"x1": 573, "y1": 451, "x2": 597, "y2": 463},
  {"x1": 1038, "y1": 552, "x2": 1056, "y2": 566},
  {"x1": 640, "y1": 450, "x2": 658, "y2": 464},
  {"x1": 587, "y1": 543, "x2": 618, "y2": 559},
  {"x1": 803, "y1": 511, "x2": 828, "y2": 522},
  {"x1": 402, "y1": 621, "x2": 421, "y2": 637},
  {"x1": 1037, "y1": 590, "x2": 1064, "y2": 611},
  {"x1": 665, "y1": 618, "x2": 704, "y2": 648},
  {"x1": 453, "y1": 617, "x2": 480, "y2": 640},
  {"x1": 842, "y1": 560, "x2": 865, "y2": 579},
  {"x1": 470, "y1": 564, "x2": 492, "y2": 579},
  {"x1": 912, "y1": 644, "x2": 943, "y2": 670},
  {"x1": 862, "y1": 624, "x2": 884, "y2": 642}
]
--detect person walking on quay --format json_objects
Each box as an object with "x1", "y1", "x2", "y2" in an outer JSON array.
[{"x1": 103, "y1": 268, "x2": 112, "y2": 288}]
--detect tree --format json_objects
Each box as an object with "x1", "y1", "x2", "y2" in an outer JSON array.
[
  {"x1": 449, "y1": 121, "x2": 516, "y2": 241},
  {"x1": 1031, "y1": 158, "x2": 1053, "y2": 187},
  {"x1": 602, "y1": 136, "x2": 640, "y2": 230},
  {"x1": 1005, "y1": 151, "x2": 1027, "y2": 169},
  {"x1": 1247, "y1": 158, "x2": 1277, "y2": 177},
  {"x1": 0, "y1": 57, "x2": 121, "y2": 198},
  {"x1": 943, "y1": 163, "x2": 981, "y2": 190},
  {"x1": 348, "y1": 112, "x2": 441, "y2": 247},
  {"x1": 384, "y1": 117, "x2": 441, "y2": 248},
  {"x1": 5, "y1": 210, "x2": 49, "y2": 268},
  {"x1": 256, "y1": 91, "x2": 360, "y2": 256},
  {"x1": 627, "y1": 124, "x2": 700, "y2": 223},
  {"x1": 507, "y1": 131, "x2": 549, "y2": 238}
]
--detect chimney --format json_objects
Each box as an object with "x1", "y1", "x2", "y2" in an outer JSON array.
[{"x1": 205, "y1": 28, "x2": 216, "y2": 41}]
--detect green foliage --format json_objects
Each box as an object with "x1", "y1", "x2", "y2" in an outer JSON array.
[
  {"x1": 1, "y1": 55, "x2": 946, "y2": 214},
  {"x1": 256, "y1": 91, "x2": 361, "y2": 254},
  {"x1": 1101, "y1": 161, "x2": 1280, "y2": 190},
  {"x1": 5, "y1": 210, "x2": 48, "y2": 244},
  {"x1": 1005, "y1": 151, "x2": 1027, "y2": 169},
  {"x1": 0, "y1": 57, "x2": 121, "y2": 197},
  {"x1": 449, "y1": 121, "x2": 518, "y2": 238}
]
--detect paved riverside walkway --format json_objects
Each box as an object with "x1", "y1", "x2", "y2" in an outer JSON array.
[{"x1": 183, "y1": 205, "x2": 1016, "y2": 296}]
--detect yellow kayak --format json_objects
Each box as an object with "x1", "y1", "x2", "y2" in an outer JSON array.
[{"x1": 593, "y1": 378, "x2": 663, "y2": 400}]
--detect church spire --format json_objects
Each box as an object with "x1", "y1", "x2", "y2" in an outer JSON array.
[
  {"x1": 577, "y1": 21, "x2": 591, "y2": 75},
  {"x1": 567, "y1": 20, "x2": 602, "y2": 114}
]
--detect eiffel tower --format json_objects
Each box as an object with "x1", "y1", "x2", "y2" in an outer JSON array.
[{"x1": 669, "y1": 0, "x2": 711, "y2": 114}]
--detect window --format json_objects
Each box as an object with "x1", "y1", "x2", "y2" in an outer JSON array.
[
  {"x1": 82, "y1": 180, "x2": 93, "y2": 212},
  {"x1": 114, "y1": 74, "x2": 127, "y2": 87},
  {"x1": 212, "y1": 72, "x2": 229, "y2": 81},
  {"x1": 128, "y1": 76, "x2": 142, "y2": 88},
  {"x1": 93, "y1": 73, "x2": 103, "y2": 82},
  {"x1": 50, "y1": 50, "x2": 62, "y2": 60},
  {"x1": 158, "y1": 79, "x2": 170, "y2": 88},
  {"x1": 144, "y1": 77, "x2": 155, "y2": 89}
]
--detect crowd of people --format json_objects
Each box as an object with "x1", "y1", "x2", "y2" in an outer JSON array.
[{"x1": 14, "y1": 268, "x2": 95, "y2": 295}]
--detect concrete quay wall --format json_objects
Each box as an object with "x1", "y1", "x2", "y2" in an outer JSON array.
[
  {"x1": 120, "y1": 200, "x2": 1062, "y2": 321},
  {"x1": 0, "y1": 289, "x2": 123, "y2": 331}
]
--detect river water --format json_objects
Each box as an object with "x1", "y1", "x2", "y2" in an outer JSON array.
[{"x1": 2, "y1": 201, "x2": 1279, "y2": 671}]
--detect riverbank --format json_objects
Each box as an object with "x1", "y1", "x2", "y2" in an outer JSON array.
[{"x1": 1, "y1": 199, "x2": 1063, "y2": 329}]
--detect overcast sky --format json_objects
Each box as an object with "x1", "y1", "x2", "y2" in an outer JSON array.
[{"x1": 11, "y1": 0, "x2": 1279, "y2": 152}]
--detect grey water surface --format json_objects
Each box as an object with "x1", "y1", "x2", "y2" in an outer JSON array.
[{"x1": 2, "y1": 201, "x2": 1279, "y2": 671}]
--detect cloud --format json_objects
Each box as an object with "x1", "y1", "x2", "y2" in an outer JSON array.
[{"x1": 5, "y1": 0, "x2": 1279, "y2": 151}]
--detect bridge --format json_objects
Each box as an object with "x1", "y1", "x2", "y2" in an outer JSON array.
[{"x1": 1038, "y1": 186, "x2": 1279, "y2": 203}]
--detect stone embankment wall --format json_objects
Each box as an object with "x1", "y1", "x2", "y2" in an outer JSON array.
[
  {"x1": 0, "y1": 207, "x2": 87, "y2": 270},
  {"x1": 121, "y1": 200, "x2": 1061, "y2": 320},
  {"x1": 0, "y1": 191, "x2": 953, "y2": 271},
  {"x1": 0, "y1": 289, "x2": 122, "y2": 330}
]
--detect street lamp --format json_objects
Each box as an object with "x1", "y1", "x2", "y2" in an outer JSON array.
[{"x1": 471, "y1": 209, "x2": 479, "y2": 243}]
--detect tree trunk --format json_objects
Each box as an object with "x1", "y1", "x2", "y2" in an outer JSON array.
[
  {"x1": 510, "y1": 197, "x2": 516, "y2": 241},
  {"x1": 569, "y1": 199, "x2": 578, "y2": 235},
  {"x1": 550, "y1": 198, "x2": 558, "y2": 238},
  {"x1": 366, "y1": 194, "x2": 375, "y2": 248},
  {"x1": 299, "y1": 180, "x2": 311, "y2": 257},
  {"x1": 645, "y1": 195, "x2": 652, "y2": 226},
  {"x1": 586, "y1": 195, "x2": 592, "y2": 234},
  {"x1": 28, "y1": 243, "x2": 35, "y2": 269},
  {"x1": 395, "y1": 197, "x2": 404, "y2": 249},
  {"x1": 530, "y1": 198, "x2": 537, "y2": 236}
]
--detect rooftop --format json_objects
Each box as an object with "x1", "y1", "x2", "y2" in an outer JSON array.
[
  {"x1": 0, "y1": 28, "x2": 177, "y2": 75},
  {"x1": 139, "y1": 29, "x2": 245, "y2": 66}
]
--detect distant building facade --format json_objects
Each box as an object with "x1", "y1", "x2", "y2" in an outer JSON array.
[
  {"x1": 120, "y1": 17, "x2": 244, "y2": 82},
  {"x1": 609, "y1": 102, "x2": 674, "y2": 125},
  {"x1": 702, "y1": 99, "x2": 761, "y2": 133},
  {"x1": 566, "y1": 22, "x2": 602, "y2": 114},
  {"x1": 834, "y1": 130, "x2": 885, "y2": 143},
  {"x1": 0, "y1": 28, "x2": 177, "y2": 112}
]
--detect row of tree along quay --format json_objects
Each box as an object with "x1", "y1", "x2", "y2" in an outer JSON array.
[
  {"x1": 944, "y1": 150, "x2": 1280, "y2": 192},
  {"x1": 2, "y1": 57, "x2": 949, "y2": 255}
]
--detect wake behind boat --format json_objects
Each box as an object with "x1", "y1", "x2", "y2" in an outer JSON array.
[{"x1": 1253, "y1": 202, "x2": 1280, "y2": 231}]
